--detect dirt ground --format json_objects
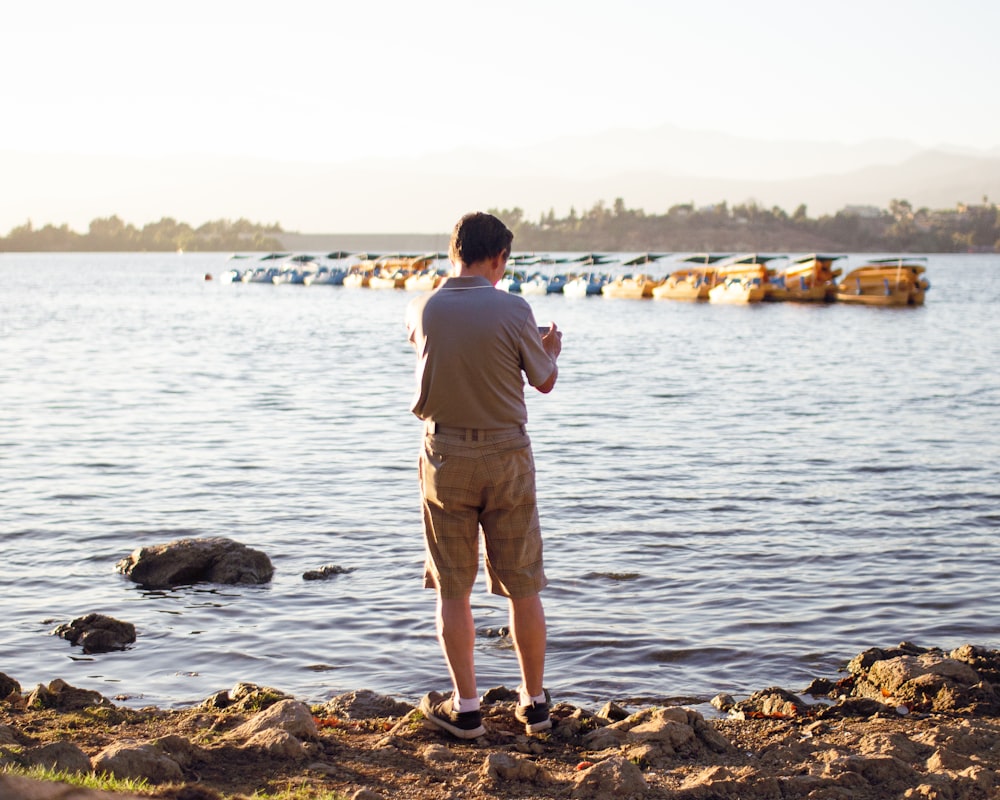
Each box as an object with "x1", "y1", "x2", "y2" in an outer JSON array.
[{"x1": 2, "y1": 683, "x2": 999, "y2": 800}]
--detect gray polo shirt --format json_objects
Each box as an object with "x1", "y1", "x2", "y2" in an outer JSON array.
[{"x1": 406, "y1": 275, "x2": 556, "y2": 429}]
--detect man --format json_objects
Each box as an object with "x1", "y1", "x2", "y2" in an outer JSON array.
[{"x1": 405, "y1": 211, "x2": 562, "y2": 739}]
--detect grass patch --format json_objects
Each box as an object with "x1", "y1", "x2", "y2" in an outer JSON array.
[
  {"x1": 2, "y1": 764, "x2": 350, "y2": 799},
  {"x1": 247, "y1": 788, "x2": 347, "y2": 799},
  {"x1": 2, "y1": 762, "x2": 152, "y2": 794}
]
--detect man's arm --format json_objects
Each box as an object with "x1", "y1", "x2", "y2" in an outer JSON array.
[
  {"x1": 535, "y1": 364, "x2": 558, "y2": 394},
  {"x1": 534, "y1": 322, "x2": 561, "y2": 394}
]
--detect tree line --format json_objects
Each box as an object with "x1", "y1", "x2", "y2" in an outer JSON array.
[
  {"x1": 2, "y1": 198, "x2": 998, "y2": 253},
  {"x1": 489, "y1": 198, "x2": 1000, "y2": 254},
  {"x1": 0, "y1": 216, "x2": 284, "y2": 252}
]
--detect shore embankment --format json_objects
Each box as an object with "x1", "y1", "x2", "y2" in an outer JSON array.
[{"x1": 2, "y1": 642, "x2": 1000, "y2": 799}]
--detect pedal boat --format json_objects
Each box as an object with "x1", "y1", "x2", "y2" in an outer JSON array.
[
  {"x1": 708, "y1": 254, "x2": 783, "y2": 304},
  {"x1": 835, "y1": 258, "x2": 930, "y2": 306},
  {"x1": 767, "y1": 254, "x2": 845, "y2": 302},
  {"x1": 652, "y1": 253, "x2": 729, "y2": 300},
  {"x1": 601, "y1": 273, "x2": 664, "y2": 299}
]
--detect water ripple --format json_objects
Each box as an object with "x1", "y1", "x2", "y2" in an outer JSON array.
[{"x1": 1, "y1": 252, "x2": 999, "y2": 709}]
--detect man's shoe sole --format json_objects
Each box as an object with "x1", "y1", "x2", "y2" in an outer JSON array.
[
  {"x1": 516, "y1": 701, "x2": 552, "y2": 734},
  {"x1": 524, "y1": 717, "x2": 552, "y2": 734},
  {"x1": 420, "y1": 693, "x2": 486, "y2": 739}
]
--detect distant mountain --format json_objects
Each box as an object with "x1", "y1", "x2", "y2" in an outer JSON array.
[
  {"x1": 2, "y1": 127, "x2": 998, "y2": 235},
  {"x1": 411, "y1": 124, "x2": 925, "y2": 181}
]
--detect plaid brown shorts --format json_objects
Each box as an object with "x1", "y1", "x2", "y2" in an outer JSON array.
[{"x1": 419, "y1": 427, "x2": 547, "y2": 599}]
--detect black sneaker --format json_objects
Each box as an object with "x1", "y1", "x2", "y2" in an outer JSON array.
[
  {"x1": 515, "y1": 700, "x2": 552, "y2": 734},
  {"x1": 420, "y1": 691, "x2": 486, "y2": 739}
]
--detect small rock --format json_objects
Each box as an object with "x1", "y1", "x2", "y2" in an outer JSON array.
[
  {"x1": 596, "y1": 701, "x2": 629, "y2": 721},
  {"x1": 476, "y1": 626, "x2": 510, "y2": 638},
  {"x1": 482, "y1": 752, "x2": 548, "y2": 783},
  {"x1": 512, "y1": 738, "x2": 545, "y2": 755},
  {"x1": 319, "y1": 689, "x2": 412, "y2": 720},
  {"x1": 549, "y1": 706, "x2": 599, "y2": 740},
  {"x1": 817, "y1": 697, "x2": 894, "y2": 719},
  {"x1": 803, "y1": 678, "x2": 837, "y2": 697},
  {"x1": 26, "y1": 679, "x2": 111, "y2": 711},
  {"x1": 826, "y1": 753, "x2": 921, "y2": 789},
  {"x1": 679, "y1": 764, "x2": 760, "y2": 792},
  {"x1": 54, "y1": 614, "x2": 136, "y2": 653},
  {"x1": 732, "y1": 686, "x2": 811, "y2": 718},
  {"x1": 24, "y1": 740, "x2": 92, "y2": 774},
  {"x1": 243, "y1": 728, "x2": 309, "y2": 760},
  {"x1": 303, "y1": 564, "x2": 355, "y2": 580},
  {"x1": 350, "y1": 789, "x2": 384, "y2": 800},
  {"x1": 421, "y1": 743, "x2": 457, "y2": 763},
  {"x1": 572, "y1": 756, "x2": 647, "y2": 799},
  {"x1": 202, "y1": 682, "x2": 290, "y2": 712},
  {"x1": 0, "y1": 673, "x2": 21, "y2": 699},
  {"x1": 926, "y1": 747, "x2": 973, "y2": 772},
  {"x1": 581, "y1": 724, "x2": 627, "y2": 750},
  {"x1": 481, "y1": 685, "x2": 519, "y2": 704}
]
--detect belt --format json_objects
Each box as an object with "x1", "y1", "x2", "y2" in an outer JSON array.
[{"x1": 425, "y1": 422, "x2": 526, "y2": 441}]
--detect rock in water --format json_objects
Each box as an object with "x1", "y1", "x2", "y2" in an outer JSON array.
[
  {"x1": 54, "y1": 613, "x2": 136, "y2": 653},
  {"x1": 116, "y1": 536, "x2": 274, "y2": 588}
]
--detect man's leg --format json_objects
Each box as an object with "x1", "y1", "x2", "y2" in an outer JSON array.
[
  {"x1": 437, "y1": 594, "x2": 477, "y2": 700},
  {"x1": 508, "y1": 592, "x2": 546, "y2": 697},
  {"x1": 421, "y1": 592, "x2": 486, "y2": 739}
]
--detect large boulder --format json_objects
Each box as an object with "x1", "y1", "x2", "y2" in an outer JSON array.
[
  {"x1": 91, "y1": 736, "x2": 194, "y2": 784},
  {"x1": 582, "y1": 706, "x2": 735, "y2": 767},
  {"x1": 848, "y1": 646, "x2": 996, "y2": 713},
  {"x1": 226, "y1": 699, "x2": 318, "y2": 742},
  {"x1": 116, "y1": 536, "x2": 273, "y2": 588},
  {"x1": 225, "y1": 699, "x2": 318, "y2": 761}
]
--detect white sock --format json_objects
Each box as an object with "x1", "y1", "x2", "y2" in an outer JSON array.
[
  {"x1": 519, "y1": 687, "x2": 547, "y2": 706},
  {"x1": 453, "y1": 693, "x2": 480, "y2": 713}
]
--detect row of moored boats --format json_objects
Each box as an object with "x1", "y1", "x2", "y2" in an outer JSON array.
[{"x1": 221, "y1": 251, "x2": 931, "y2": 307}]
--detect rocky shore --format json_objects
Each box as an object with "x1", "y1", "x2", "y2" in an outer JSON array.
[{"x1": 2, "y1": 641, "x2": 1000, "y2": 799}]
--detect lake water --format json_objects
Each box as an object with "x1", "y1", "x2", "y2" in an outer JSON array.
[{"x1": 1, "y1": 251, "x2": 998, "y2": 713}]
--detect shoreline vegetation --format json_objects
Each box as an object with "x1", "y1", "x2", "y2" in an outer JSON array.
[
  {"x1": 2, "y1": 642, "x2": 1000, "y2": 799},
  {"x1": 1, "y1": 197, "x2": 999, "y2": 254}
]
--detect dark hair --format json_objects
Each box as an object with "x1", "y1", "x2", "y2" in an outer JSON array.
[{"x1": 449, "y1": 212, "x2": 513, "y2": 267}]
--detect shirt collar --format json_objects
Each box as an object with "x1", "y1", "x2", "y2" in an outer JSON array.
[{"x1": 438, "y1": 275, "x2": 493, "y2": 290}]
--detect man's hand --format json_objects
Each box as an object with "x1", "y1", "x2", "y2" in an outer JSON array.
[
  {"x1": 541, "y1": 322, "x2": 562, "y2": 360},
  {"x1": 535, "y1": 322, "x2": 561, "y2": 394}
]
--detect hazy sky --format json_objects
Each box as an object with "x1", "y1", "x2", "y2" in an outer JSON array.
[{"x1": 4, "y1": 0, "x2": 999, "y2": 163}]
